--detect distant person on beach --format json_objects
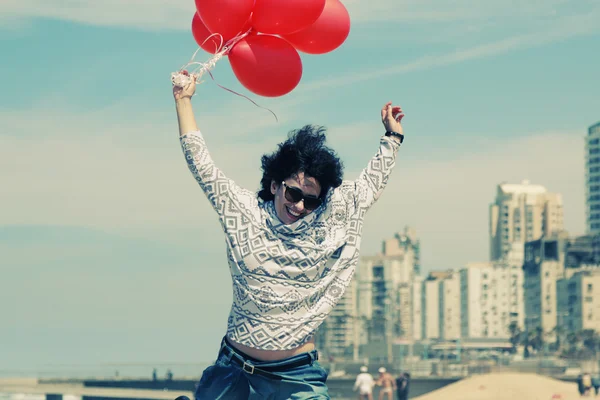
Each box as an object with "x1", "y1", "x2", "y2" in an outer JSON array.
[
  {"x1": 395, "y1": 372, "x2": 410, "y2": 400},
  {"x1": 353, "y1": 366, "x2": 375, "y2": 400},
  {"x1": 173, "y1": 76, "x2": 405, "y2": 399},
  {"x1": 582, "y1": 372, "x2": 593, "y2": 396},
  {"x1": 578, "y1": 374, "x2": 585, "y2": 396},
  {"x1": 152, "y1": 368, "x2": 157, "y2": 382},
  {"x1": 376, "y1": 367, "x2": 396, "y2": 400}
]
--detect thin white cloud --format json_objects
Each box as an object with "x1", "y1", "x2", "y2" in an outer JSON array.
[
  {"x1": 1, "y1": 106, "x2": 586, "y2": 271},
  {"x1": 297, "y1": 8, "x2": 600, "y2": 94},
  {"x1": 1, "y1": 0, "x2": 595, "y2": 29},
  {"x1": 0, "y1": 116, "x2": 265, "y2": 231},
  {"x1": 0, "y1": 0, "x2": 193, "y2": 30},
  {"x1": 0, "y1": 96, "x2": 310, "y2": 242},
  {"x1": 343, "y1": 0, "x2": 591, "y2": 22},
  {"x1": 355, "y1": 130, "x2": 586, "y2": 269}
]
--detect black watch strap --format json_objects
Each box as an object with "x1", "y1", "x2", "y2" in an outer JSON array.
[{"x1": 385, "y1": 130, "x2": 404, "y2": 144}]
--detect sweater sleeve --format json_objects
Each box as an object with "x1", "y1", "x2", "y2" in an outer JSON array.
[
  {"x1": 349, "y1": 135, "x2": 401, "y2": 213},
  {"x1": 180, "y1": 130, "x2": 256, "y2": 220}
]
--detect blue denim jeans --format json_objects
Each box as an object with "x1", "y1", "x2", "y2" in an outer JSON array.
[{"x1": 195, "y1": 338, "x2": 330, "y2": 399}]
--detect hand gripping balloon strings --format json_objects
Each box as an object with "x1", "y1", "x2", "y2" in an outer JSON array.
[{"x1": 171, "y1": 31, "x2": 279, "y2": 122}]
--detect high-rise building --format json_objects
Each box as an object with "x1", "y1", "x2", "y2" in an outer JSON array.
[
  {"x1": 411, "y1": 275, "x2": 424, "y2": 341},
  {"x1": 523, "y1": 234, "x2": 569, "y2": 337},
  {"x1": 557, "y1": 269, "x2": 600, "y2": 333},
  {"x1": 460, "y1": 262, "x2": 522, "y2": 339},
  {"x1": 489, "y1": 180, "x2": 564, "y2": 261},
  {"x1": 502, "y1": 242, "x2": 526, "y2": 329},
  {"x1": 586, "y1": 121, "x2": 600, "y2": 234},
  {"x1": 439, "y1": 272, "x2": 461, "y2": 340},
  {"x1": 382, "y1": 226, "x2": 421, "y2": 276},
  {"x1": 316, "y1": 278, "x2": 357, "y2": 360},
  {"x1": 422, "y1": 277, "x2": 441, "y2": 340},
  {"x1": 355, "y1": 229, "x2": 420, "y2": 361}
]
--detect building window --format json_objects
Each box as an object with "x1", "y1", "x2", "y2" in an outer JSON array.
[{"x1": 373, "y1": 266, "x2": 384, "y2": 280}]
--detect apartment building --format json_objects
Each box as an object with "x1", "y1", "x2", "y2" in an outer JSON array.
[{"x1": 490, "y1": 180, "x2": 563, "y2": 261}]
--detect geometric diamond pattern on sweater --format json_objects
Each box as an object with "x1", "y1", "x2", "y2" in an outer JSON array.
[{"x1": 180, "y1": 130, "x2": 400, "y2": 350}]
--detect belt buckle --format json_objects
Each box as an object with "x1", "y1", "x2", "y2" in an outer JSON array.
[{"x1": 242, "y1": 361, "x2": 255, "y2": 374}]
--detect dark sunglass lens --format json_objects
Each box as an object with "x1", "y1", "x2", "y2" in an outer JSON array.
[
  {"x1": 285, "y1": 186, "x2": 304, "y2": 203},
  {"x1": 283, "y1": 184, "x2": 322, "y2": 210},
  {"x1": 303, "y1": 197, "x2": 322, "y2": 210}
]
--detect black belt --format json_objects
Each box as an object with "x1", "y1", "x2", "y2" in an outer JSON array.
[{"x1": 220, "y1": 342, "x2": 318, "y2": 381}]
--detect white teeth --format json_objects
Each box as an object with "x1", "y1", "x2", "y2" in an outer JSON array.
[{"x1": 287, "y1": 207, "x2": 301, "y2": 217}]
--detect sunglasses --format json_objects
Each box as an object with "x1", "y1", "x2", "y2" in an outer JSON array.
[{"x1": 281, "y1": 181, "x2": 323, "y2": 210}]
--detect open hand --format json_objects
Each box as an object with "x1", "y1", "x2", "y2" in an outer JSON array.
[{"x1": 381, "y1": 101, "x2": 404, "y2": 134}]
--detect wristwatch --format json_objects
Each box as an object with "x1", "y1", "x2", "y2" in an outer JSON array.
[{"x1": 385, "y1": 131, "x2": 404, "y2": 144}]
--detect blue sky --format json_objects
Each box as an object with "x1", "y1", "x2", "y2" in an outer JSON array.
[{"x1": 1, "y1": 0, "x2": 599, "y2": 377}]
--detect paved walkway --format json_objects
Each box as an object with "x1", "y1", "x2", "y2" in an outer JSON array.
[
  {"x1": 414, "y1": 373, "x2": 583, "y2": 400},
  {"x1": 0, "y1": 379, "x2": 193, "y2": 400}
]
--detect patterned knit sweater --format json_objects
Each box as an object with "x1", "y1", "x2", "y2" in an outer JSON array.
[{"x1": 180, "y1": 131, "x2": 400, "y2": 350}]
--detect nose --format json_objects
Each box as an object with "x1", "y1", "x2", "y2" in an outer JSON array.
[{"x1": 293, "y1": 199, "x2": 305, "y2": 212}]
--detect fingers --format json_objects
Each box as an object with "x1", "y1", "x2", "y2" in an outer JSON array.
[
  {"x1": 173, "y1": 86, "x2": 182, "y2": 99},
  {"x1": 382, "y1": 102, "x2": 405, "y2": 124},
  {"x1": 391, "y1": 105, "x2": 404, "y2": 122},
  {"x1": 381, "y1": 102, "x2": 391, "y2": 119},
  {"x1": 393, "y1": 108, "x2": 403, "y2": 120}
]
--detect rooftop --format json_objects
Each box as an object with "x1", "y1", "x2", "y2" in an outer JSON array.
[
  {"x1": 498, "y1": 179, "x2": 547, "y2": 195},
  {"x1": 589, "y1": 121, "x2": 600, "y2": 135}
]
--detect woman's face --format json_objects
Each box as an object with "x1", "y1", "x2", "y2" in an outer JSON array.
[{"x1": 271, "y1": 172, "x2": 322, "y2": 225}]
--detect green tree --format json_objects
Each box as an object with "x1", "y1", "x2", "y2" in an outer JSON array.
[
  {"x1": 582, "y1": 329, "x2": 600, "y2": 356},
  {"x1": 535, "y1": 326, "x2": 545, "y2": 351},
  {"x1": 550, "y1": 325, "x2": 566, "y2": 353},
  {"x1": 526, "y1": 326, "x2": 545, "y2": 353},
  {"x1": 563, "y1": 331, "x2": 582, "y2": 357},
  {"x1": 508, "y1": 321, "x2": 522, "y2": 353}
]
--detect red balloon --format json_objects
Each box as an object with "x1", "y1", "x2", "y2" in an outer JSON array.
[
  {"x1": 283, "y1": 0, "x2": 350, "y2": 54},
  {"x1": 195, "y1": 0, "x2": 254, "y2": 41},
  {"x1": 191, "y1": 13, "x2": 222, "y2": 54},
  {"x1": 228, "y1": 35, "x2": 303, "y2": 97},
  {"x1": 252, "y1": 0, "x2": 326, "y2": 35}
]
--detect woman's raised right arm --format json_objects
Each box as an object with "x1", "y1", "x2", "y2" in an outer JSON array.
[
  {"x1": 174, "y1": 75, "x2": 199, "y2": 136},
  {"x1": 173, "y1": 77, "x2": 255, "y2": 219}
]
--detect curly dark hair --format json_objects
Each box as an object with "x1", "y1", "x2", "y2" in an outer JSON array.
[{"x1": 258, "y1": 125, "x2": 344, "y2": 202}]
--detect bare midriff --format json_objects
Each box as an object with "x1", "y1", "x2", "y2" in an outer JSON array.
[{"x1": 229, "y1": 337, "x2": 316, "y2": 362}]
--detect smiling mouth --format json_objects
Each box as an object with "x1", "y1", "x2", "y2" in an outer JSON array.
[{"x1": 285, "y1": 206, "x2": 303, "y2": 220}]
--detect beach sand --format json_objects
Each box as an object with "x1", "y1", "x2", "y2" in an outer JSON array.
[{"x1": 413, "y1": 373, "x2": 584, "y2": 400}]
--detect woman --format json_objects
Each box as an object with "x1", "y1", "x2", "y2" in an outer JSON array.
[{"x1": 173, "y1": 77, "x2": 405, "y2": 399}]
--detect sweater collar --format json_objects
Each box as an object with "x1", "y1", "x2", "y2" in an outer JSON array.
[{"x1": 264, "y1": 200, "x2": 320, "y2": 237}]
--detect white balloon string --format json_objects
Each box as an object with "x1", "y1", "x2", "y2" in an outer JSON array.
[{"x1": 171, "y1": 28, "x2": 278, "y2": 122}]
